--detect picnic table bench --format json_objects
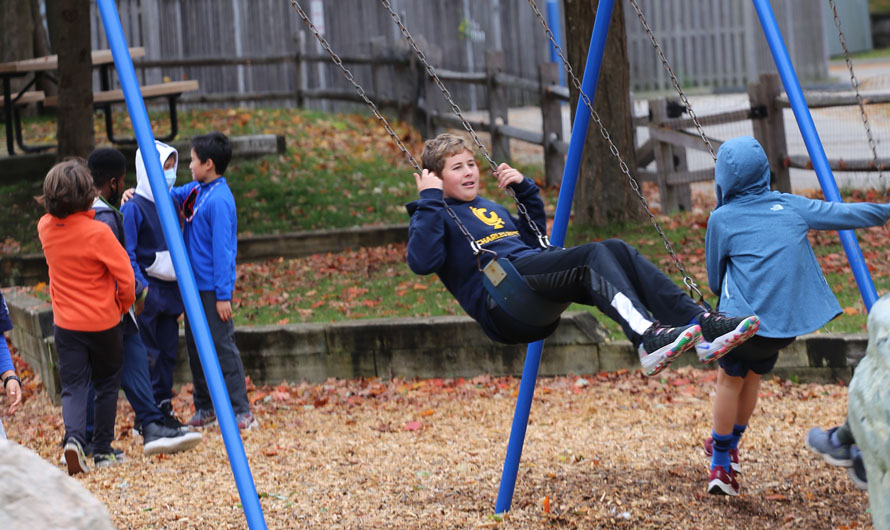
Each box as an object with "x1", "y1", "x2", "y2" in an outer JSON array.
[{"x1": 45, "y1": 79, "x2": 199, "y2": 144}]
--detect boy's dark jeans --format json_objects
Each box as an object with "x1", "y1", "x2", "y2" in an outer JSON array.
[
  {"x1": 509, "y1": 239, "x2": 703, "y2": 346},
  {"x1": 184, "y1": 291, "x2": 250, "y2": 415},
  {"x1": 85, "y1": 331, "x2": 165, "y2": 440},
  {"x1": 55, "y1": 324, "x2": 123, "y2": 454}
]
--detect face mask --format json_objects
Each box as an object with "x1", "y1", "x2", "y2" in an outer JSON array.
[{"x1": 164, "y1": 168, "x2": 177, "y2": 189}]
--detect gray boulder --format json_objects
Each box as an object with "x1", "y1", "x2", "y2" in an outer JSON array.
[
  {"x1": 849, "y1": 293, "x2": 890, "y2": 530},
  {"x1": 0, "y1": 439, "x2": 115, "y2": 530}
]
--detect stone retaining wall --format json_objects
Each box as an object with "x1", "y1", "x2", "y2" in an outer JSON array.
[{"x1": 3, "y1": 288, "x2": 865, "y2": 405}]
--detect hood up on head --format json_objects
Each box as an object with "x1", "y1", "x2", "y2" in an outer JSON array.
[
  {"x1": 135, "y1": 141, "x2": 179, "y2": 203},
  {"x1": 714, "y1": 136, "x2": 771, "y2": 208}
]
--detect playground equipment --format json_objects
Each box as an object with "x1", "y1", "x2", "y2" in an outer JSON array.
[{"x1": 95, "y1": 1, "x2": 267, "y2": 528}]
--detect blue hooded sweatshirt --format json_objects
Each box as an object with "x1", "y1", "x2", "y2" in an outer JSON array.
[{"x1": 706, "y1": 136, "x2": 890, "y2": 337}]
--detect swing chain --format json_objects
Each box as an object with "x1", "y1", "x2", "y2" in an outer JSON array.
[
  {"x1": 379, "y1": 0, "x2": 551, "y2": 250},
  {"x1": 525, "y1": 0, "x2": 706, "y2": 302},
  {"x1": 287, "y1": 0, "x2": 488, "y2": 256},
  {"x1": 829, "y1": 0, "x2": 885, "y2": 189},
  {"x1": 627, "y1": 0, "x2": 717, "y2": 162}
]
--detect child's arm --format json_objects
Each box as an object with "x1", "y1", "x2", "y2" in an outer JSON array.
[
  {"x1": 787, "y1": 195, "x2": 890, "y2": 230},
  {"x1": 0, "y1": 294, "x2": 20, "y2": 414},
  {"x1": 495, "y1": 163, "x2": 548, "y2": 246},
  {"x1": 704, "y1": 218, "x2": 726, "y2": 298},
  {"x1": 406, "y1": 170, "x2": 448, "y2": 274},
  {"x1": 113, "y1": 204, "x2": 148, "y2": 301},
  {"x1": 208, "y1": 199, "x2": 237, "y2": 318},
  {"x1": 95, "y1": 226, "x2": 137, "y2": 314}
]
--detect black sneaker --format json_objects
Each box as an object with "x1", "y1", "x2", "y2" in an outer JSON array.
[
  {"x1": 142, "y1": 421, "x2": 203, "y2": 456},
  {"x1": 637, "y1": 322, "x2": 701, "y2": 377},
  {"x1": 695, "y1": 312, "x2": 760, "y2": 363},
  {"x1": 158, "y1": 399, "x2": 191, "y2": 433}
]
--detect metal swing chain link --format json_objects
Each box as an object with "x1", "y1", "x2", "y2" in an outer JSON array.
[
  {"x1": 285, "y1": 0, "x2": 483, "y2": 255},
  {"x1": 627, "y1": 0, "x2": 717, "y2": 162},
  {"x1": 525, "y1": 0, "x2": 706, "y2": 300},
  {"x1": 829, "y1": 0, "x2": 886, "y2": 190},
  {"x1": 378, "y1": 0, "x2": 551, "y2": 250}
]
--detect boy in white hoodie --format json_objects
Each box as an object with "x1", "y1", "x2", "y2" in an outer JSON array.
[{"x1": 121, "y1": 141, "x2": 187, "y2": 426}]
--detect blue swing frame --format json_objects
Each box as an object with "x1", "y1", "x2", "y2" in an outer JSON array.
[{"x1": 494, "y1": 0, "x2": 879, "y2": 514}]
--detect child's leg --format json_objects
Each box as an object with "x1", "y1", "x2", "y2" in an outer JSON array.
[
  {"x1": 119, "y1": 332, "x2": 165, "y2": 427},
  {"x1": 713, "y1": 367, "x2": 746, "y2": 441},
  {"x1": 88, "y1": 325, "x2": 124, "y2": 455},
  {"x1": 198, "y1": 292, "x2": 250, "y2": 415},
  {"x1": 512, "y1": 243, "x2": 657, "y2": 344},
  {"x1": 138, "y1": 290, "x2": 164, "y2": 400},
  {"x1": 183, "y1": 312, "x2": 213, "y2": 413},
  {"x1": 54, "y1": 326, "x2": 95, "y2": 445},
  {"x1": 153, "y1": 311, "x2": 181, "y2": 404},
  {"x1": 735, "y1": 371, "x2": 763, "y2": 428},
  {"x1": 598, "y1": 239, "x2": 703, "y2": 326}
]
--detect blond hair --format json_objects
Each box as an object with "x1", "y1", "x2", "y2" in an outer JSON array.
[
  {"x1": 39, "y1": 158, "x2": 97, "y2": 218},
  {"x1": 420, "y1": 133, "x2": 475, "y2": 176}
]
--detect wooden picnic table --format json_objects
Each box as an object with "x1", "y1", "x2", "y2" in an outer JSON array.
[{"x1": 0, "y1": 48, "x2": 145, "y2": 155}]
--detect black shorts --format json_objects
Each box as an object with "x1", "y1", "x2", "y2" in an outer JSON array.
[{"x1": 717, "y1": 335, "x2": 796, "y2": 377}]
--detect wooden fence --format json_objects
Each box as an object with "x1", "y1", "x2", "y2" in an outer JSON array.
[{"x1": 88, "y1": 0, "x2": 828, "y2": 104}]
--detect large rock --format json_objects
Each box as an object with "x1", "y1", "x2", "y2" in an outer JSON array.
[
  {"x1": 0, "y1": 440, "x2": 115, "y2": 529},
  {"x1": 848, "y1": 293, "x2": 890, "y2": 530}
]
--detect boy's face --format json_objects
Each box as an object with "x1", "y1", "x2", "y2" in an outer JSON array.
[
  {"x1": 439, "y1": 149, "x2": 479, "y2": 202},
  {"x1": 189, "y1": 148, "x2": 214, "y2": 183}
]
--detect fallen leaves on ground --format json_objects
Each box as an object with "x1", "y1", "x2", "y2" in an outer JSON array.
[{"x1": 0, "y1": 347, "x2": 872, "y2": 530}]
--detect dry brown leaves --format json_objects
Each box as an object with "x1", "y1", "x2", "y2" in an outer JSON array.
[{"x1": 0, "y1": 362, "x2": 872, "y2": 530}]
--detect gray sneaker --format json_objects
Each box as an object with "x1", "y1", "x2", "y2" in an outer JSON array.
[
  {"x1": 805, "y1": 426, "x2": 853, "y2": 467},
  {"x1": 847, "y1": 445, "x2": 868, "y2": 490},
  {"x1": 93, "y1": 450, "x2": 126, "y2": 468}
]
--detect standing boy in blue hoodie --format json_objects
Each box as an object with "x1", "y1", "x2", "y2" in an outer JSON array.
[
  {"x1": 702, "y1": 136, "x2": 890, "y2": 496},
  {"x1": 121, "y1": 141, "x2": 186, "y2": 426},
  {"x1": 168, "y1": 132, "x2": 256, "y2": 430},
  {"x1": 407, "y1": 134, "x2": 760, "y2": 377}
]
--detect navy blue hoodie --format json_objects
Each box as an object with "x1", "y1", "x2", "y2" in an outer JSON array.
[{"x1": 406, "y1": 178, "x2": 546, "y2": 342}]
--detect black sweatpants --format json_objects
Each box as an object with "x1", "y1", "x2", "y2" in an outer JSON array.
[
  {"x1": 55, "y1": 324, "x2": 123, "y2": 454},
  {"x1": 184, "y1": 291, "x2": 250, "y2": 415},
  {"x1": 506, "y1": 239, "x2": 704, "y2": 346}
]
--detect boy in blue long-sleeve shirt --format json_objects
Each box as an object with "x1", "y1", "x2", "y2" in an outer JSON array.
[
  {"x1": 702, "y1": 136, "x2": 890, "y2": 496},
  {"x1": 407, "y1": 134, "x2": 760, "y2": 377},
  {"x1": 169, "y1": 132, "x2": 255, "y2": 430}
]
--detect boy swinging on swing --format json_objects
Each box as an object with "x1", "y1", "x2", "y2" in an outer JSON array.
[{"x1": 406, "y1": 133, "x2": 760, "y2": 376}]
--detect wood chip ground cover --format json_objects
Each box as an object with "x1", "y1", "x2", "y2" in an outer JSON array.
[{"x1": 1, "y1": 359, "x2": 872, "y2": 529}]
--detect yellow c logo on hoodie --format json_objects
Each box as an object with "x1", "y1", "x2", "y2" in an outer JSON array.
[{"x1": 470, "y1": 207, "x2": 505, "y2": 229}]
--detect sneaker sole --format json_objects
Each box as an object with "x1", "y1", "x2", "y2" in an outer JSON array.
[
  {"x1": 642, "y1": 326, "x2": 701, "y2": 377},
  {"x1": 804, "y1": 438, "x2": 853, "y2": 467},
  {"x1": 707, "y1": 479, "x2": 739, "y2": 496},
  {"x1": 64, "y1": 446, "x2": 89, "y2": 476},
  {"x1": 143, "y1": 432, "x2": 204, "y2": 456},
  {"x1": 697, "y1": 316, "x2": 760, "y2": 364},
  {"x1": 847, "y1": 466, "x2": 868, "y2": 490}
]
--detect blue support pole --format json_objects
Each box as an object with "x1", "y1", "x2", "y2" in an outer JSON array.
[
  {"x1": 494, "y1": 0, "x2": 614, "y2": 514},
  {"x1": 751, "y1": 0, "x2": 878, "y2": 311},
  {"x1": 95, "y1": 2, "x2": 267, "y2": 528},
  {"x1": 545, "y1": 0, "x2": 566, "y2": 86}
]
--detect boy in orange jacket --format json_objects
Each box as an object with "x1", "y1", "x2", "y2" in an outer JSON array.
[{"x1": 38, "y1": 159, "x2": 135, "y2": 475}]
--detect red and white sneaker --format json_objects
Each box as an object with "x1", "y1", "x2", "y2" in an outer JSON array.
[
  {"x1": 695, "y1": 313, "x2": 760, "y2": 363},
  {"x1": 703, "y1": 436, "x2": 741, "y2": 474},
  {"x1": 707, "y1": 466, "x2": 739, "y2": 496}
]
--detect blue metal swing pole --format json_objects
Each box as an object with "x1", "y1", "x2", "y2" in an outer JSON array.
[
  {"x1": 545, "y1": 0, "x2": 566, "y2": 86},
  {"x1": 494, "y1": 0, "x2": 614, "y2": 514},
  {"x1": 751, "y1": 0, "x2": 878, "y2": 311},
  {"x1": 96, "y1": 2, "x2": 268, "y2": 528}
]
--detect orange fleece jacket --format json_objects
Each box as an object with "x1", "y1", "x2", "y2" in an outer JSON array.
[{"x1": 38, "y1": 210, "x2": 135, "y2": 331}]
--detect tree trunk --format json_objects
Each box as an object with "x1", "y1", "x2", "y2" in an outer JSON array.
[
  {"x1": 563, "y1": 0, "x2": 641, "y2": 226},
  {"x1": 0, "y1": 0, "x2": 38, "y2": 91},
  {"x1": 55, "y1": 0, "x2": 94, "y2": 158}
]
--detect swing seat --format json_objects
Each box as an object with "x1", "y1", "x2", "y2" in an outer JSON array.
[{"x1": 482, "y1": 258, "x2": 570, "y2": 328}]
